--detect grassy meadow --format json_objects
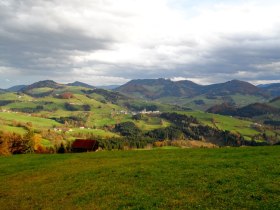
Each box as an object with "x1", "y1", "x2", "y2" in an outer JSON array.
[{"x1": 0, "y1": 146, "x2": 279, "y2": 209}]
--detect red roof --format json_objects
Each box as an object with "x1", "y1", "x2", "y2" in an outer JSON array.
[{"x1": 72, "y1": 139, "x2": 97, "y2": 150}]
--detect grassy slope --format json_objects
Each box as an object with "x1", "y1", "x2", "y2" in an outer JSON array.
[
  {"x1": 0, "y1": 92, "x2": 33, "y2": 100},
  {"x1": 178, "y1": 111, "x2": 260, "y2": 139},
  {"x1": 0, "y1": 125, "x2": 26, "y2": 134},
  {"x1": 0, "y1": 112, "x2": 60, "y2": 128},
  {"x1": 0, "y1": 147, "x2": 279, "y2": 209}
]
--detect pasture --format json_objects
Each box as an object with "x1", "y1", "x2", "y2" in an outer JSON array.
[{"x1": 0, "y1": 146, "x2": 279, "y2": 209}]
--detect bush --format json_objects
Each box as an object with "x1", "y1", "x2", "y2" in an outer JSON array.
[
  {"x1": 60, "y1": 92, "x2": 74, "y2": 99},
  {"x1": 83, "y1": 104, "x2": 91, "y2": 111},
  {"x1": 64, "y1": 103, "x2": 79, "y2": 111}
]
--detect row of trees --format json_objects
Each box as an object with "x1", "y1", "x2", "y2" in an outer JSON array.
[{"x1": 64, "y1": 102, "x2": 91, "y2": 111}]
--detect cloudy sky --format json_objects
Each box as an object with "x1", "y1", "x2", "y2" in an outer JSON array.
[{"x1": 1, "y1": 0, "x2": 280, "y2": 88}]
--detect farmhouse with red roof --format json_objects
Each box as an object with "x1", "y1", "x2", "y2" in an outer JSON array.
[{"x1": 71, "y1": 139, "x2": 98, "y2": 152}]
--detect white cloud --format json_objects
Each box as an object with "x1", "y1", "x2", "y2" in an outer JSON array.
[
  {"x1": 0, "y1": 0, "x2": 280, "y2": 87},
  {"x1": 255, "y1": 62, "x2": 280, "y2": 72},
  {"x1": 250, "y1": 80, "x2": 280, "y2": 85}
]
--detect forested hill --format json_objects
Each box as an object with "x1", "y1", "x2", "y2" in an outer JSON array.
[{"x1": 207, "y1": 102, "x2": 280, "y2": 118}]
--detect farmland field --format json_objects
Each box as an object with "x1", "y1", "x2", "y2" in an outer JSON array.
[{"x1": 0, "y1": 146, "x2": 279, "y2": 209}]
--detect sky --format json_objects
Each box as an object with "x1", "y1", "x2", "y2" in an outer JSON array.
[{"x1": 1, "y1": 0, "x2": 280, "y2": 88}]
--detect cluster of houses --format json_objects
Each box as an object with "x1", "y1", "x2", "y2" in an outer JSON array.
[
  {"x1": 0, "y1": 109, "x2": 13, "y2": 113},
  {"x1": 250, "y1": 123, "x2": 263, "y2": 128},
  {"x1": 53, "y1": 127, "x2": 95, "y2": 132},
  {"x1": 53, "y1": 128, "x2": 73, "y2": 132},
  {"x1": 117, "y1": 109, "x2": 161, "y2": 115}
]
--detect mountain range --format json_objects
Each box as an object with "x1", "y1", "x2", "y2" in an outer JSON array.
[
  {"x1": 5, "y1": 79, "x2": 280, "y2": 97},
  {"x1": 3, "y1": 79, "x2": 280, "y2": 109},
  {"x1": 116, "y1": 79, "x2": 276, "y2": 99}
]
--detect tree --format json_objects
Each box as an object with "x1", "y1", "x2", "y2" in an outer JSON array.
[
  {"x1": 0, "y1": 132, "x2": 10, "y2": 156},
  {"x1": 57, "y1": 143, "x2": 66, "y2": 153},
  {"x1": 23, "y1": 129, "x2": 35, "y2": 154},
  {"x1": 83, "y1": 104, "x2": 91, "y2": 111},
  {"x1": 132, "y1": 114, "x2": 143, "y2": 121},
  {"x1": 114, "y1": 122, "x2": 142, "y2": 137},
  {"x1": 33, "y1": 134, "x2": 42, "y2": 151}
]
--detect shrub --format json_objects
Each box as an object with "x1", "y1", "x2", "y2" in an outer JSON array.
[{"x1": 60, "y1": 92, "x2": 74, "y2": 99}]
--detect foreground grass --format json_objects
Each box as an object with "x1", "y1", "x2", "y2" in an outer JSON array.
[{"x1": 0, "y1": 147, "x2": 280, "y2": 209}]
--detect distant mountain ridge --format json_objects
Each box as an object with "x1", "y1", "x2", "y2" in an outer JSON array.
[
  {"x1": 6, "y1": 85, "x2": 27, "y2": 92},
  {"x1": 20, "y1": 80, "x2": 63, "y2": 92},
  {"x1": 97, "y1": 85, "x2": 120, "y2": 90},
  {"x1": 4, "y1": 79, "x2": 279, "y2": 104},
  {"x1": 258, "y1": 83, "x2": 280, "y2": 97},
  {"x1": 116, "y1": 79, "x2": 270, "y2": 99}
]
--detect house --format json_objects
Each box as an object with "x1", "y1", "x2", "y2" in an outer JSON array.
[
  {"x1": 71, "y1": 139, "x2": 98, "y2": 152},
  {"x1": 251, "y1": 123, "x2": 262, "y2": 128}
]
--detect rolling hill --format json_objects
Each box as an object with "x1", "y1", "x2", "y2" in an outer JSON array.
[{"x1": 21, "y1": 80, "x2": 64, "y2": 91}]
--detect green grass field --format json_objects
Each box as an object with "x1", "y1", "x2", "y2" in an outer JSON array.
[
  {"x1": 0, "y1": 112, "x2": 60, "y2": 128},
  {"x1": 0, "y1": 146, "x2": 279, "y2": 209},
  {"x1": 0, "y1": 124, "x2": 26, "y2": 134}
]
